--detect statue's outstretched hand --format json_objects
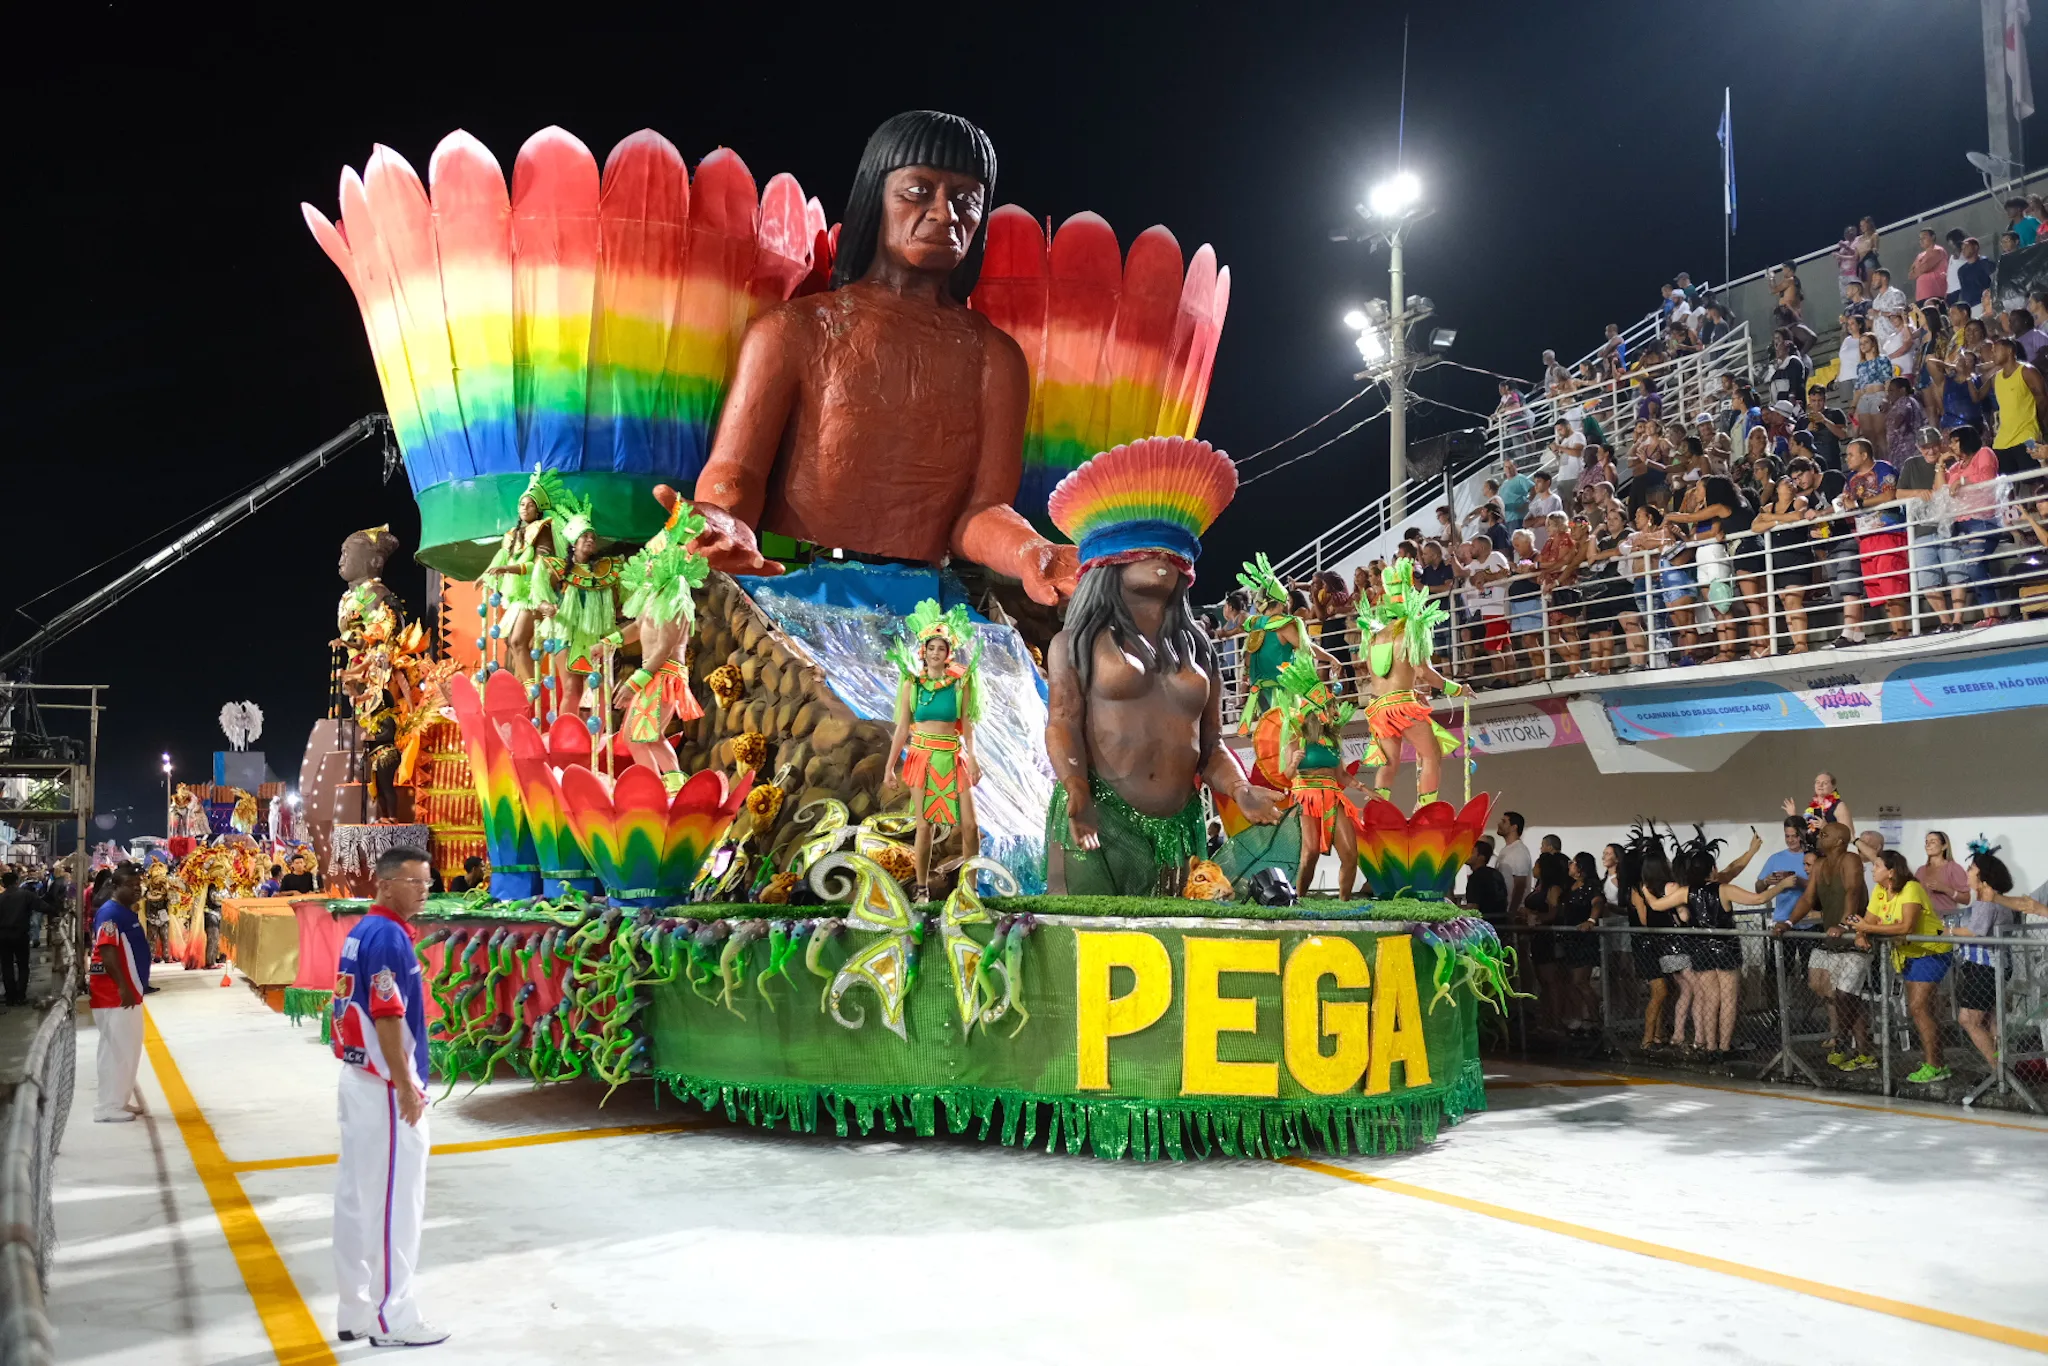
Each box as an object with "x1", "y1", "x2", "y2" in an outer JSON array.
[
  {"x1": 688, "y1": 506, "x2": 782, "y2": 578},
  {"x1": 1235, "y1": 786, "x2": 1284, "y2": 826},
  {"x1": 1067, "y1": 800, "x2": 1101, "y2": 852},
  {"x1": 1018, "y1": 541, "x2": 1080, "y2": 606}
]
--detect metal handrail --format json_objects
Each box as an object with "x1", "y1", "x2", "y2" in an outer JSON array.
[
  {"x1": 1220, "y1": 464, "x2": 2048, "y2": 725},
  {"x1": 0, "y1": 961, "x2": 78, "y2": 1366},
  {"x1": 1488, "y1": 920, "x2": 2046, "y2": 1110},
  {"x1": 1271, "y1": 326, "x2": 1758, "y2": 584}
]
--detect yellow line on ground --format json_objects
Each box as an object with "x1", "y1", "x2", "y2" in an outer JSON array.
[
  {"x1": 141, "y1": 1009, "x2": 337, "y2": 1366},
  {"x1": 1284, "y1": 1157, "x2": 2048, "y2": 1355},
  {"x1": 228, "y1": 1119, "x2": 711, "y2": 1173}
]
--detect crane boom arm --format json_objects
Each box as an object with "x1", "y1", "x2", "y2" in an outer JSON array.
[{"x1": 1, "y1": 415, "x2": 391, "y2": 674}]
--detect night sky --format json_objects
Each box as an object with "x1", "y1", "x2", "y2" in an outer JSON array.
[{"x1": 11, "y1": 5, "x2": 2042, "y2": 840}]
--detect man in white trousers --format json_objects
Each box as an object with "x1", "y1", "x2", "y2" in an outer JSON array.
[
  {"x1": 88, "y1": 863, "x2": 148, "y2": 1121},
  {"x1": 329, "y1": 846, "x2": 448, "y2": 1348}
]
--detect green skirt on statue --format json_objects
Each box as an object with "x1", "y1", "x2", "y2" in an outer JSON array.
[{"x1": 1046, "y1": 774, "x2": 1207, "y2": 897}]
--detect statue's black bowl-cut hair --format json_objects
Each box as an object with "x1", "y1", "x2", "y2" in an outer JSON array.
[{"x1": 832, "y1": 110, "x2": 997, "y2": 302}]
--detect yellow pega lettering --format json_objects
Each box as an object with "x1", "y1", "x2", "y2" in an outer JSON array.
[
  {"x1": 1075, "y1": 931, "x2": 1172, "y2": 1090},
  {"x1": 1365, "y1": 934, "x2": 1431, "y2": 1093},
  {"x1": 1181, "y1": 937, "x2": 1280, "y2": 1097},
  {"x1": 1281, "y1": 935, "x2": 1371, "y2": 1095}
]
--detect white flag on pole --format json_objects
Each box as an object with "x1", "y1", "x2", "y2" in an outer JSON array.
[{"x1": 2008, "y1": 0, "x2": 2034, "y2": 120}]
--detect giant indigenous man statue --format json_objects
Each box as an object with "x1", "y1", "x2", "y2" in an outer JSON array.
[
  {"x1": 1042, "y1": 437, "x2": 1280, "y2": 896},
  {"x1": 688, "y1": 110, "x2": 1078, "y2": 604}
]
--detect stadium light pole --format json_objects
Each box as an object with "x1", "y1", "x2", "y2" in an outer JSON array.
[
  {"x1": 162, "y1": 752, "x2": 172, "y2": 834},
  {"x1": 1366, "y1": 171, "x2": 1423, "y2": 512}
]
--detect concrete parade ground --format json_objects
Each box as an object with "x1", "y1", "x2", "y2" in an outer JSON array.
[{"x1": 48, "y1": 964, "x2": 2048, "y2": 1365}]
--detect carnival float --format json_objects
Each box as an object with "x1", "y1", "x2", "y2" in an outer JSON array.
[{"x1": 264, "y1": 111, "x2": 1510, "y2": 1160}]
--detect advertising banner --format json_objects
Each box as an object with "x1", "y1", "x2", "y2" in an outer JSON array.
[{"x1": 1603, "y1": 646, "x2": 2048, "y2": 742}]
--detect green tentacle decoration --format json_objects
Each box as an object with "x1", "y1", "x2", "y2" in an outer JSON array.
[{"x1": 717, "y1": 920, "x2": 768, "y2": 1018}]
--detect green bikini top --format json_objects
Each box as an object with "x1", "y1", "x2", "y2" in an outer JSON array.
[
  {"x1": 1299, "y1": 737, "x2": 1342, "y2": 769},
  {"x1": 911, "y1": 673, "x2": 962, "y2": 723}
]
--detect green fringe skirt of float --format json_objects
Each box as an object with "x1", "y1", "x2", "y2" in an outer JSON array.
[
  {"x1": 284, "y1": 987, "x2": 333, "y2": 1042},
  {"x1": 654, "y1": 1059, "x2": 1485, "y2": 1161}
]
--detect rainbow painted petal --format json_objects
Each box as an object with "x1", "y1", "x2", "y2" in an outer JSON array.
[
  {"x1": 502, "y1": 716, "x2": 589, "y2": 881},
  {"x1": 659, "y1": 768, "x2": 754, "y2": 892},
  {"x1": 1356, "y1": 794, "x2": 1493, "y2": 900},
  {"x1": 446, "y1": 672, "x2": 537, "y2": 878},
  {"x1": 971, "y1": 212, "x2": 1230, "y2": 533}
]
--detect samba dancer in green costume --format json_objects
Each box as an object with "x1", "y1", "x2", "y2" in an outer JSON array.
[
  {"x1": 532, "y1": 492, "x2": 627, "y2": 726},
  {"x1": 1274, "y1": 648, "x2": 1363, "y2": 896},
  {"x1": 1357, "y1": 557, "x2": 1464, "y2": 807},
  {"x1": 883, "y1": 601, "x2": 982, "y2": 897},
  {"x1": 1234, "y1": 553, "x2": 1341, "y2": 731},
  {"x1": 478, "y1": 466, "x2": 566, "y2": 691}
]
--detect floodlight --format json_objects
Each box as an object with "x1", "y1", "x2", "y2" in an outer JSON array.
[
  {"x1": 1367, "y1": 171, "x2": 1422, "y2": 218},
  {"x1": 1343, "y1": 308, "x2": 1369, "y2": 331},
  {"x1": 1429, "y1": 328, "x2": 1458, "y2": 352}
]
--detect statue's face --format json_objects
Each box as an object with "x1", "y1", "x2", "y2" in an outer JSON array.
[
  {"x1": 878, "y1": 166, "x2": 985, "y2": 276},
  {"x1": 339, "y1": 536, "x2": 382, "y2": 583},
  {"x1": 1118, "y1": 556, "x2": 1181, "y2": 602}
]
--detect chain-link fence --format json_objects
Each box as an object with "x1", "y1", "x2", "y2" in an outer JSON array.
[
  {"x1": 1490, "y1": 921, "x2": 2048, "y2": 1114},
  {"x1": 0, "y1": 961, "x2": 78, "y2": 1366}
]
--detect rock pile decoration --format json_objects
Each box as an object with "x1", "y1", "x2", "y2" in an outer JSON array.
[{"x1": 677, "y1": 575, "x2": 903, "y2": 873}]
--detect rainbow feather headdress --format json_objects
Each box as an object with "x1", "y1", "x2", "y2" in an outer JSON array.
[{"x1": 1046, "y1": 436, "x2": 1236, "y2": 575}]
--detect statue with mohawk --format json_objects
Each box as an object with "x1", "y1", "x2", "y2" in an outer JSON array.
[{"x1": 1043, "y1": 437, "x2": 1280, "y2": 897}]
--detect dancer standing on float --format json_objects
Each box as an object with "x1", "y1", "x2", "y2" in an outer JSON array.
[
  {"x1": 883, "y1": 602, "x2": 982, "y2": 898},
  {"x1": 1273, "y1": 649, "x2": 1362, "y2": 896},
  {"x1": 533, "y1": 497, "x2": 626, "y2": 724},
  {"x1": 1234, "y1": 554, "x2": 1338, "y2": 727},
  {"x1": 479, "y1": 467, "x2": 565, "y2": 690},
  {"x1": 1358, "y1": 557, "x2": 1465, "y2": 807},
  {"x1": 1043, "y1": 437, "x2": 1281, "y2": 897},
  {"x1": 599, "y1": 486, "x2": 709, "y2": 780}
]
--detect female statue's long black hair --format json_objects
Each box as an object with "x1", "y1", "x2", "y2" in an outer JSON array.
[
  {"x1": 831, "y1": 110, "x2": 997, "y2": 302},
  {"x1": 1063, "y1": 562, "x2": 1211, "y2": 695}
]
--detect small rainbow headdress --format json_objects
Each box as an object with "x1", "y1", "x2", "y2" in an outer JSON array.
[{"x1": 1046, "y1": 436, "x2": 1237, "y2": 575}]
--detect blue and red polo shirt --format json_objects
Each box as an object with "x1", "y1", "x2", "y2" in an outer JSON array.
[
  {"x1": 88, "y1": 899, "x2": 149, "y2": 1009},
  {"x1": 330, "y1": 905, "x2": 428, "y2": 1086}
]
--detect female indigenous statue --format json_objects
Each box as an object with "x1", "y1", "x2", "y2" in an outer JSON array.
[
  {"x1": 605, "y1": 486, "x2": 710, "y2": 778},
  {"x1": 882, "y1": 601, "x2": 982, "y2": 897},
  {"x1": 533, "y1": 497, "x2": 626, "y2": 723},
  {"x1": 688, "y1": 111, "x2": 1077, "y2": 604},
  {"x1": 480, "y1": 467, "x2": 565, "y2": 687},
  {"x1": 1274, "y1": 650, "x2": 1362, "y2": 896},
  {"x1": 1043, "y1": 437, "x2": 1280, "y2": 897},
  {"x1": 1357, "y1": 557, "x2": 1465, "y2": 808}
]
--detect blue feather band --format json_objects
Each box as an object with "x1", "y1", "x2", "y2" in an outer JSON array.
[{"x1": 1076, "y1": 520, "x2": 1204, "y2": 570}]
